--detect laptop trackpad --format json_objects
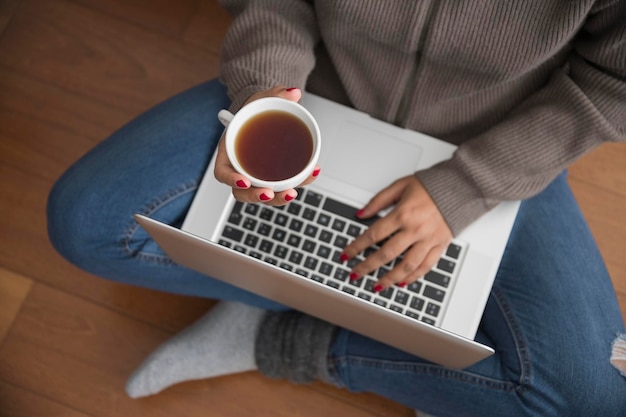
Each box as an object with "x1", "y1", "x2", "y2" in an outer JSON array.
[{"x1": 321, "y1": 121, "x2": 424, "y2": 194}]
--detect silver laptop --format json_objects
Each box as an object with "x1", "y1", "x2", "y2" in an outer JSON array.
[{"x1": 136, "y1": 93, "x2": 520, "y2": 369}]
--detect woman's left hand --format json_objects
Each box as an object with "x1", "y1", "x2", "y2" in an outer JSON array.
[{"x1": 341, "y1": 175, "x2": 453, "y2": 291}]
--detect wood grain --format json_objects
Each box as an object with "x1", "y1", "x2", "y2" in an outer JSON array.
[{"x1": 0, "y1": 268, "x2": 32, "y2": 344}]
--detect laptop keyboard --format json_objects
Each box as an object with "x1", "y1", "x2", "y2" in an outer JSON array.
[{"x1": 217, "y1": 188, "x2": 466, "y2": 327}]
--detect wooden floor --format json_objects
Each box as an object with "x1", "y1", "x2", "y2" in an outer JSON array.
[{"x1": 0, "y1": 1, "x2": 624, "y2": 416}]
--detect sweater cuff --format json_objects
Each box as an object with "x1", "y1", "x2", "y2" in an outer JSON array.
[{"x1": 415, "y1": 160, "x2": 499, "y2": 237}]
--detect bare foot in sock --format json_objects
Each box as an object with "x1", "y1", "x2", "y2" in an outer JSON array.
[{"x1": 126, "y1": 301, "x2": 265, "y2": 398}]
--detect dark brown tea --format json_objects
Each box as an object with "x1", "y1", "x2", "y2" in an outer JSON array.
[{"x1": 235, "y1": 110, "x2": 313, "y2": 181}]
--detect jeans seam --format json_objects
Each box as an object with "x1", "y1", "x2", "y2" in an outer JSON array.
[
  {"x1": 327, "y1": 287, "x2": 532, "y2": 394},
  {"x1": 119, "y1": 179, "x2": 199, "y2": 264}
]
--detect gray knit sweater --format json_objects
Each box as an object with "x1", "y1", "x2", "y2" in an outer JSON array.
[{"x1": 219, "y1": 0, "x2": 626, "y2": 235}]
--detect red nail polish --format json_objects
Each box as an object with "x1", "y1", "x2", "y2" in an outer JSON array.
[
  {"x1": 340, "y1": 253, "x2": 349, "y2": 262},
  {"x1": 397, "y1": 282, "x2": 407, "y2": 288},
  {"x1": 260, "y1": 193, "x2": 271, "y2": 201},
  {"x1": 312, "y1": 167, "x2": 321, "y2": 177},
  {"x1": 286, "y1": 87, "x2": 298, "y2": 92},
  {"x1": 356, "y1": 209, "x2": 365, "y2": 218},
  {"x1": 285, "y1": 194, "x2": 295, "y2": 202},
  {"x1": 349, "y1": 272, "x2": 360, "y2": 281},
  {"x1": 236, "y1": 180, "x2": 247, "y2": 188},
  {"x1": 373, "y1": 284, "x2": 384, "y2": 293}
]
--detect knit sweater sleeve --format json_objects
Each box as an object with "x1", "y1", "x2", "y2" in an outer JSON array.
[
  {"x1": 219, "y1": 0, "x2": 319, "y2": 111},
  {"x1": 415, "y1": 1, "x2": 626, "y2": 236}
]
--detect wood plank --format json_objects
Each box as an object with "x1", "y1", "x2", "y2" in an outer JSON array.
[
  {"x1": 570, "y1": 143, "x2": 626, "y2": 198},
  {"x1": 0, "y1": 284, "x2": 410, "y2": 417},
  {"x1": 70, "y1": 0, "x2": 198, "y2": 38},
  {"x1": 0, "y1": 380, "x2": 90, "y2": 417},
  {"x1": 183, "y1": 0, "x2": 232, "y2": 49},
  {"x1": 0, "y1": 0, "x2": 21, "y2": 35},
  {"x1": 0, "y1": 268, "x2": 32, "y2": 345},
  {"x1": 569, "y1": 178, "x2": 626, "y2": 295},
  {"x1": 0, "y1": 0, "x2": 220, "y2": 115}
]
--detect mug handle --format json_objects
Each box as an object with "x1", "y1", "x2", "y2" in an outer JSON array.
[{"x1": 218, "y1": 109, "x2": 234, "y2": 127}]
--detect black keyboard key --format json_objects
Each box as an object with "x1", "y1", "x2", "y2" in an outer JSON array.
[
  {"x1": 227, "y1": 205, "x2": 243, "y2": 225},
  {"x1": 234, "y1": 245, "x2": 247, "y2": 254},
  {"x1": 295, "y1": 268, "x2": 308, "y2": 277},
  {"x1": 258, "y1": 223, "x2": 272, "y2": 236},
  {"x1": 446, "y1": 243, "x2": 462, "y2": 259},
  {"x1": 422, "y1": 317, "x2": 436, "y2": 325},
  {"x1": 319, "y1": 230, "x2": 333, "y2": 243},
  {"x1": 332, "y1": 218, "x2": 346, "y2": 232},
  {"x1": 280, "y1": 263, "x2": 293, "y2": 272},
  {"x1": 287, "y1": 234, "x2": 301, "y2": 248},
  {"x1": 289, "y1": 251, "x2": 304, "y2": 265},
  {"x1": 302, "y1": 239, "x2": 316, "y2": 253},
  {"x1": 272, "y1": 228, "x2": 287, "y2": 242},
  {"x1": 394, "y1": 291, "x2": 409, "y2": 305},
  {"x1": 323, "y1": 198, "x2": 379, "y2": 226},
  {"x1": 317, "y1": 213, "x2": 331, "y2": 227},
  {"x1": 289, "y1": 219, "x2": 303, "y2": 232},
  {"x1": 319, "y1": 262, "x2": 333, "y2": 276},
  {"x1": 302, "y1": 208, "x2": 316, "y2": 221},
  {"x1": 333, "y1": 235, "x2": 349, "y2": 249},
  {"x1": 348, "y1": 277, "x2": 364, "y2": 288},
  {"x1": 437, "y1": 259, "x2": 456, "y2": 274},
  {"x1": 342, "y1": 286, "x2": 356, "y2": 295},
  {"x1": 334, "y1": 268, "x2": 349, "y2": 281},
  {"x1": 332, "y1": 250, "x2": 343, "y2": 263},
  {"x1": 377, "y1": 267, "x2": 390, "y2": 279},
  {"x1": 378, "y1": 287, "x2": 394, "y2": 299},
  {"x1": 410, "y1": 296, "x2": 425, "y2": 311},
  {"x1": 304, "y1": 191, "x2": 323, "y2": 207},
  {"x1": 287, "y1": 203, "x2": 302, "y2": 216},
  {"x1": 244, "y1": 235, "x2": 259, "y2": 248},
  {"x1": 405, "y1": 311, "x2": 420, "y2": 320},
  {"x1": 242, "y1": 218, "x2": 257, "y2": 231},
  {"x1": 222, "y1": 226, "x2": 244, "y2": 242},
  {"x1": 364, "y1": 279, "x2": 376, "y2": 292},
  {"x1": 304, "y1": 256, "x2": 318, "y2": 270},
  {"x1": 259, "y1": 239, "x2": 274, "y2": 253},
  {"x1": 424, "y1": 271, "x2": 450, "y2": 288},
  {"x1": 317, "y1": 245, "x2": 331, "y2": 259},
  {"x1": 264, "y1": 257, "x2": 277, "y2": 265},
  {"x1": 347, "y1": 224, "x2": 362, "y2": 237},
  {"x1": 275, "y1": 213, "x2": 288, "y2": 226},
  {"x1": 274, "y1": 245, "x2": 288, "y2": 259},
  {"x1": 426, "y1": 302, "x2": 440, "y2": 317},
  {"x1": 374, "y1": 298, "x2": 387, "y2": 307},
  {"x1": 358, "y1": 292, "x2": 372, "y2": 301},
  {"x1": 389, "y1": 304, "x2": 403, "y2": 313},
  {"x1": 407, "y1": 281, "x2": 422, "y2": 294},
  {"x1": 244, "y1": 204, "x2": 259, "y2": 215},
  {"x1": 250, "y1": 251, "x2": 263, "y2": 259},
  {"x1": 311, "y1": 274, "x2": 325, "y2": 283},
  {"x1": 423, "y1": 285, "x2": 445, "y2": 302},
  {"x1": 326, "y1": 280, "x2": 340, "y2": 289},
  {"x1": 259, "y1": 208, "x2": 274, "y2": 221},
  {"x1": 218, "y1": 239, "x2": 231, "y2": 248},
  {"x1": 304, "y1": 224, "x2": 318, "y2": 238}
]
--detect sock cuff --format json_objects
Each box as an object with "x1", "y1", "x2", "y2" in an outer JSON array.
[{"x1": 255, "y1": 311, "x2": 337, "y2": 384}]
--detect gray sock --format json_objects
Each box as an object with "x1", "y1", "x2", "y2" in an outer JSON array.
[
  {"x1": 255, "y1": 311, "x2": 337, "y2": 384},
  {"x1": 125, "y1": 301, "x2": 264, "y2": 398}
]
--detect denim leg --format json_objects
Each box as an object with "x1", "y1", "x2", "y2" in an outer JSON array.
[
  {"x1": 328, "y1": 173, "x2": 626, "y2": 417},
  {"x1": 47, "y1": 79, "x2": 286, "y2": 311}
]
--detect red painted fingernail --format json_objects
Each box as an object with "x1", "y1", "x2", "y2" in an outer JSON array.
[
  {"x1": 236, "y1": 180, "x2": 247, "y2": 188},
  {"x1": 285, "y1": 194, "x2": 295, "y2": 202},
  {"x1": 260, "y1": 193, "x2": 271, "y2": 201},
  {"x1": 286, "y1": 87, "x2": 298, "y2": 92},
  {"x1": 356, "y1": 209, "x2": 365, "y2": 218},
  {"x1": 340, "y1": 253, "x2": 349, "y2": 262},
  {"x1": 397, "y1": 282, "x2": 407, "y2": 288},
  {"x1": 373, "y1": 284, "x2": 384, "y2": 293},
  {"x1": 349, "y1": 272, "x2": 360, "y2": 281},
  {"x1": 312, "y1": 167, "x2": 321, "y2": 177}
]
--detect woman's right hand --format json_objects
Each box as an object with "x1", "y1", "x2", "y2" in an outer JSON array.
[{"x1": 213, "y1": 86, "x2": 321, "y2": 206}]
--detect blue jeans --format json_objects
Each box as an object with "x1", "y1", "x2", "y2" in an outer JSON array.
[{"x1": 47, "y1": 80, "x2": 626, "y2": 416}]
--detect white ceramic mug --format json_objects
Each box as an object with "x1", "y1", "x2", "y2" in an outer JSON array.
[{"x1": 218, "y1": 97, "x2": 321, "y2": 192}]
